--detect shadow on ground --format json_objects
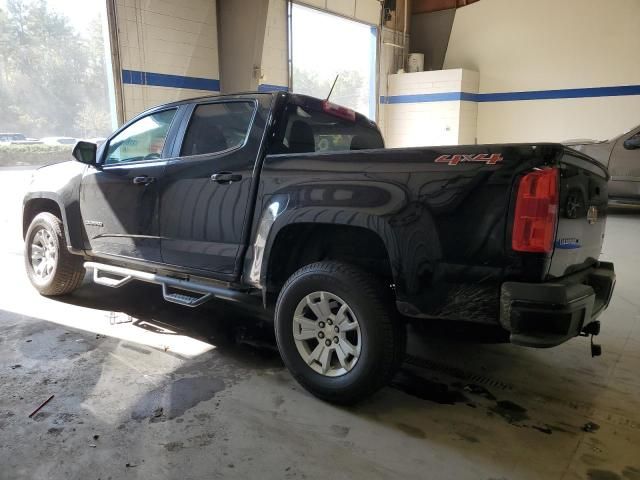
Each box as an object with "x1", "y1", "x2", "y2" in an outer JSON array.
[{"x1": 47, "y1": 277, "x2": 575, "y2": 431}]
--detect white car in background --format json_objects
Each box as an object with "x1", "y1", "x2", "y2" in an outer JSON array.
[
  {"x1": 84, "y1": 137, "x2": 106, "y2": 145},
  {"x1": 40, "y1": 136, "x2": 77, "y2": 145},
  {"x1": 0, "y1": 133, "x2": 41, "y2": 145},
  {"x1": 566, "y1": 124, "x2": 640, "y2": 206},
  {"x1": 0, "y1": 133, "x2": 27, "y2": 144}
]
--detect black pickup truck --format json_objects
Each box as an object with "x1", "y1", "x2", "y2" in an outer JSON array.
[{"x1": 23, "y1": 92, "x2": 615, "y2": 404}]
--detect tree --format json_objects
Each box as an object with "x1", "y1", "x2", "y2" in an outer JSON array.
[{"x1": 0, "y1": 0, "x2": 111, "y2": 138}]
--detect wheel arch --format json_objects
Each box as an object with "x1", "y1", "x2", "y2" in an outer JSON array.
[
  {"x1": 23, "y1": 193, "x2": 83, "y2": 251},
  {"x1": 260, "y1": 213, "x2": 400, "y2": 296}
]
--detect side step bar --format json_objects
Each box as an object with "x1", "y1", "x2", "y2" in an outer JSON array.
[{"x1": 84, "y1": 262, "x2": 251, "y2": 308}]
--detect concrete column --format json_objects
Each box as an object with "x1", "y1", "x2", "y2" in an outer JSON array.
[{"x1": 217, "y1": 0, "x2": 270, "y2": 93}]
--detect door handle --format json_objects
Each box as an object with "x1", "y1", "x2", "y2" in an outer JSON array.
[
  {"x1": 132, "y1": 175, "x2": 155, "y2": 185},
  {"x1": 211, "y1": 172, "x2": 242, "y2": 184}
]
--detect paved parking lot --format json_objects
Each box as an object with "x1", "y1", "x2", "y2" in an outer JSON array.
[{"x1": 1, "y1": 167, "x2": 639, "y2": 480}]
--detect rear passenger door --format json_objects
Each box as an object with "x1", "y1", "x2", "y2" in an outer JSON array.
[{"x1": 159, "y1": 98, "x2": 263, "y2": 277}]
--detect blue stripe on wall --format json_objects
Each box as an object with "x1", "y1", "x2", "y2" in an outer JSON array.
[
  {"x1": 381, "y1": 84, "x2": 640, "y2": 104},
  {"x1": 258, "y1": 84, "x2": 289, "y2": 92},
  {"x1": 120, "y1": 71, "x2": 290, "y2": 94},
  {"x1": 380, "y1": 92, "x2": 475, "y2": 103},
  {"x1": 122, "y1": 70, "x2": 220, "y2": 91},
  {"x1": 120, "y1": 71, "x2": 640, "y2": 104},
  {"x1": 476, "y1": 85, "x2": 640, "y2": 102}
]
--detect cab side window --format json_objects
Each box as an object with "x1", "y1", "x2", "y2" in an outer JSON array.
[
  {"x1": 270, "y1": 104, "x2": 384, "y2": 155},
  {"x1": 180, "y1": 102, "x2": 255, "y2": 156},
  {"x1": 105, "y1": 109, "x2": 177, "y2": 165}
]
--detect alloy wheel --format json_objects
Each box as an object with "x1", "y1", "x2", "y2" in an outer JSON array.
[{"x1": 292, "y1": 291, "x2": 361, "y2": 377}]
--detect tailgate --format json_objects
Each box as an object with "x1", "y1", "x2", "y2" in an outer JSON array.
[{"x1": 548, "y1": 148, "x2": 610, "y2": 278}]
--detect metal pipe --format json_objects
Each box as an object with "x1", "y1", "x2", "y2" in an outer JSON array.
[
  {"x1": 403, "y1": 0, "x2": 408, "y2": 69},
  {"x1": 29, "y1": 395, "x2": 54, "y2": 418}
]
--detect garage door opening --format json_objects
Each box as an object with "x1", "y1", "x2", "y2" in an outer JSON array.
[{"x1": 289, "y1": 3, "x2": 378, "y2": 120}]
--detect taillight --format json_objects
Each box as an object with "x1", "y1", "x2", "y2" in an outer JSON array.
[
  {"x1": 321, "y1": 100, "x2": 356, "y2": 122},
  {"x1": 512, "y1": 167, "x2": 559, "y2": 253}
]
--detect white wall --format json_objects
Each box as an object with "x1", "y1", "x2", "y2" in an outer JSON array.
[
  {"x1": 113, "y1": 0, "x2": 219, "y2": 121},
  {"x1": 376, "y1": 27, "x2": 409, "y2": 135},
  {"x1": 444, "y1": 0, "x2": 640, "y2": 143},
  {"x1": 384, "y1": 69, "x2": 478, "y2": 147}
]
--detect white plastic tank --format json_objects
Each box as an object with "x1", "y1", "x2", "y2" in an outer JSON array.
[{"x1": 406, "y1": 53, "x2": 424, "y2": 73}]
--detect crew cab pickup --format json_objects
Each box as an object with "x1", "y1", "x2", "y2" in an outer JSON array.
[{"x1": 23, "y1": 92, "x2": 616, "y2": 404}]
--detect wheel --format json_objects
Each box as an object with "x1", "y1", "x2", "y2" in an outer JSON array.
[
  {"x1": 24, "y1": 212, "x2": 85, "y2": 296},
  {"x1": 274, "y1": 261, "x2": 406, "y2": 405}
]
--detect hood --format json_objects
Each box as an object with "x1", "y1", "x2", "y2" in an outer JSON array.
[{"x1": 28, "y1": 160, "x2": 86, "y2": 194}]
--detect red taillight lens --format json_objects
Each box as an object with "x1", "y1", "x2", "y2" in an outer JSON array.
[
  {"x1": 321, "y1": 100, "x2": 356, "y2": 122},
  {"x1": 512, "y1": 167, "x2": 559, "y2": 253}
]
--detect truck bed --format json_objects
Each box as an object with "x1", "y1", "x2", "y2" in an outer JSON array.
[{"x1": 257, "y1": 142, "x2": 609, "y2": 326}]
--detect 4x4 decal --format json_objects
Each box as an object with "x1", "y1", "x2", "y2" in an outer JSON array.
[{"x1": 434, "y1": 153, "x2": 503, "y2": 166}]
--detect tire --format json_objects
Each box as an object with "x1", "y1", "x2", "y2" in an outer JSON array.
[
  {"x1": 24, "y1": 212, "x2": 85, "y2": 296},
  {"x1": 274, "y1": 261, "x2": 406, "y2": 405}
]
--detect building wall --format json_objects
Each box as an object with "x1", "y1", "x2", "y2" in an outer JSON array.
[
  {"x1": 409, "y1": 9, "x2": 455, "y2": 72},
  {"x1": 443, "y1": 0, "x2": 640, "y2": 143},
  {"x1": 112, "y1": 0, "x2": 220, "y2": 121},
  {"x1": 259, "y1": 0, "x2": 289, "y2": 91},
  {"x1": 383, "y1": 69, "x2": 478, "y2": 147},
  {"x1": 111, "y1": 0, "x2": 383, "y2": 122},
  {"x1": 218, "y1": 0, "x2": 269, "y2": 93}
]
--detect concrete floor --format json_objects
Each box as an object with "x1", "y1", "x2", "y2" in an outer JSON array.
[{"x1": 1, "y1": 167, "x2": 639, "y2": 480}]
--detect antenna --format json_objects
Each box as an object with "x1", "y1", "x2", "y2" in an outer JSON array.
[{"x1": 326, "y1": 74, "x2": 339, "y2": 101}]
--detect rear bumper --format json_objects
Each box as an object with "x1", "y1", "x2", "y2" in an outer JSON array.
[{"x1": 500, "y1": 262, "x2": 615, "y2": 348}]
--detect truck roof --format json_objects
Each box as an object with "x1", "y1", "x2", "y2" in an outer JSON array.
[{"x1": 136, "y1": 91, "x2": 374, "y2": 126}]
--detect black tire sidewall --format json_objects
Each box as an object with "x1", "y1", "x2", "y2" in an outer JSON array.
[
  {"x1": 24, "y1": 215, "x2": 61, "y2": 289},
  {"x1": 275, "y1": 265, "x2": 390, "y2": 397}
]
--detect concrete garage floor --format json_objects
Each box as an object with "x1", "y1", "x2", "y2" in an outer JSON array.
[{"x1": 0, "y1": 168, "x2": 639, "y2": 480}]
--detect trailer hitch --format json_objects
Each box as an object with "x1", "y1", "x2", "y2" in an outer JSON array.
[{"x1": 580, "y1": 321, "x2": 602, "y2": 357}]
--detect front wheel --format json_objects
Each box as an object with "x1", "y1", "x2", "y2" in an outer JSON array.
[
  {"x1": 274, "y1": 261, "x2": 405, "y2": 405},
  {"x1": 24, "y1": 212, "x2": 85, "y2": 296}
]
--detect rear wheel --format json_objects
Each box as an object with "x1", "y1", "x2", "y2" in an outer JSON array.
[
  {"x1": 274, "y1": 261, "x2": 405, "y2": 405},
  {"x1": 24, "y1": 212, "x2": 85, "y2": 296}
]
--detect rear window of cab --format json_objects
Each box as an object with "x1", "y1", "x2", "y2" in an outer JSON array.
[{"x1": 269, "y1": 99, "x2": 384, "y2": 155}]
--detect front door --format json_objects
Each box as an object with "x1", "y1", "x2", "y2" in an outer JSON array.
[
  {"x1": 159, "y1": 99, "x2": 260, "y2": 275},
  {"x1": 80, "y1": 108, "x2": 180, "y2": 262},
  {"x1": 609, "y1": 126, "x2": 640, "y2": 199}
]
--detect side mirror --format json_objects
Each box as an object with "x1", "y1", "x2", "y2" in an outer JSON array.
[
  {"x1": 623, "y1": 135, "x2": 640, "y2": 150},
  {"x1": 72, "y1": 141, "x2": 98, "y2": 166}
]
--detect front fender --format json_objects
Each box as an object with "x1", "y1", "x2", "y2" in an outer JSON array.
[{"x1": 23, "y1": 161, "x2": 87, "y2": 251}]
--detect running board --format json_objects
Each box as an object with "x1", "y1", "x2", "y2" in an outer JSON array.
[{"x1": 84, "y1": 262, "x2": 249, "y2": 307}]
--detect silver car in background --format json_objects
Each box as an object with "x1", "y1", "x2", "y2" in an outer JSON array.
[{"x1": 567, "y1": 124, "x2": 640, "y2": 205}]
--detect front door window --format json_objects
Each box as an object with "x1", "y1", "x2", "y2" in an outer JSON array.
[{"x1": 105, "y1": 109, "x2": 177, "y2": 165}]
